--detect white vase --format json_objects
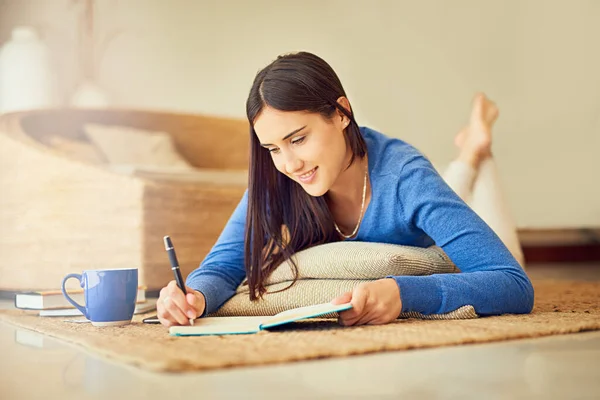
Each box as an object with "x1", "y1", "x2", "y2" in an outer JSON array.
[
  {"x1": 70, "y1": 80, "x2": 110, "y2": 108},
  {"x1": 0, "y1": 26, "x2": 60, "y2": 113}
]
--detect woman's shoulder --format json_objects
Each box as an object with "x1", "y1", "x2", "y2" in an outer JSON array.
[{"x1": 360, "y1": 126, "x2": 431, "y2": 177}]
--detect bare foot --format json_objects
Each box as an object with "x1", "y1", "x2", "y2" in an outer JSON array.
[{"x1": 454, "y1": 93, "x2": 499, "y2": 169}]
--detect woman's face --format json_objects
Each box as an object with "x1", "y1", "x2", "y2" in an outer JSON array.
[{"x1": 253, "y1": 106, "x2": 349, "y2": 197}]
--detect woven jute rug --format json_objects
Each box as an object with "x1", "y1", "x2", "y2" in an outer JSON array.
[{"x1": 1, "y1": 279, "x2": 599, "y2": 373}]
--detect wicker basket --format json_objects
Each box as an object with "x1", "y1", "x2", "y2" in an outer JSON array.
[{"x1": 0, "y1": 109, "x2": 249, "y2": 292}]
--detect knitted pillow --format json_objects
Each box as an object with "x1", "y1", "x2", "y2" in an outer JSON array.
[{"x1": 211, "y1": 242, "x2": 478, "y2": 320}]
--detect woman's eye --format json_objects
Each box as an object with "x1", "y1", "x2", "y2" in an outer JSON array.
[
  {"x1": 268, "y1": 148, "x2": 280, "y2": 154},
  {"x1": 292, "y1": 136, "x2": 305, "y2": 145}
]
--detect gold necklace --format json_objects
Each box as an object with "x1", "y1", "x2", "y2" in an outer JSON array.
[{"x1": 334, "y1": 168, "x2": 368, "y2": 239}]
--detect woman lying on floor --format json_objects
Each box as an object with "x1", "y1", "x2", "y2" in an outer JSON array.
[{"x1": 157, "y1": 51, "x2": 533, "y2": 327}]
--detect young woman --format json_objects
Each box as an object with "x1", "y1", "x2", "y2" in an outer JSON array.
[{"x1": 157, "y1": 52, "x2": 533, "y2": 327}]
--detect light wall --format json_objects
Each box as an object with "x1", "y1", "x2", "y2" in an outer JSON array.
[{"x1": 1, "y1": 0, "x2": 599, "y2": 228}]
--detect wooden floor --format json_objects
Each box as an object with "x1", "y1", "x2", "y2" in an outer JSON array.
[
  {"x1": 0, "y1": 262, "x2": 598, "y2": 400},
  {"x1": 525, "y1": 262, "x2": 600, "y2": 281}
]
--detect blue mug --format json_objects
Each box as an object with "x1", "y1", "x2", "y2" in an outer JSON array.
[{"x1": 61, "y1": 268, "x2": 138, "y2": 327}]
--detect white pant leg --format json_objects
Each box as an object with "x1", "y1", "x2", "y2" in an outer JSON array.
[
  {"x1": 439, "y1": 160, "x2": 477, "y2": 204},
  {"x1": 440, "y1": 159, "x2": 525, "y2": 267}
]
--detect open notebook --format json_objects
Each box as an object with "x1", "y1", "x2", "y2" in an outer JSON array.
[{"x1": 169, "y1": 302, "x2": 353, "y2": 336}]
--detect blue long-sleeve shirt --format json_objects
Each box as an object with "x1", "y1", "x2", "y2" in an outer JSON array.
[{"x1": 187, "y1": 126, "x2": 534, "y2": 316}]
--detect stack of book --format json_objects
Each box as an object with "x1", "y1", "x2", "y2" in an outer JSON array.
[{"x1": 14, "y1": 286, "x2": 156, "y2": 316}]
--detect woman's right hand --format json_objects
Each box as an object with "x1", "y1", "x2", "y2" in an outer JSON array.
[{"x1": 157, "y1": 280, "x2": 206, "y2": 327}]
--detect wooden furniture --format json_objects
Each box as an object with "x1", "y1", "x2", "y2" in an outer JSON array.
[{"x1": 0, "y1": 109, "x2": 249, "y2": 292}]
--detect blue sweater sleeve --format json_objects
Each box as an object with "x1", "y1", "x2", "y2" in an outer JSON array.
[
  {"x1": 390, "y1": 156, "x2": 534, "y2": 316},
  {"x1": 185, "y1": 190, "x2": 248, "y2": 315}
]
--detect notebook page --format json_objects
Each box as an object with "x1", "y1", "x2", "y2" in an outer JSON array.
[
  {"x1": 169, "y1": 316, "x2": 265, "y2": 336},
  {"x1": 262, "y1": 302, "x2": 352, "y2": 328}
]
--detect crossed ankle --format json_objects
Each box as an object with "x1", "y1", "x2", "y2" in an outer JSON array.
[{"x1": 458, "y1": 149, "x2": 492, "y2": 170}]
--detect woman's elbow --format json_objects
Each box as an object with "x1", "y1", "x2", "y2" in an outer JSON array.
[{"x1": 516, "y1": 274, "x2": 535, "y2": 314}]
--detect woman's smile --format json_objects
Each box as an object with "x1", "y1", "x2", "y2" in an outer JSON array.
[{"x1": 296, "y1": 167, "x2": 318, "y2": 184}]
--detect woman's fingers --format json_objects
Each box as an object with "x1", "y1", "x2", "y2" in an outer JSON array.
[
  {"x1": 185, "y1": 287, "x2": 206, "y2": 319},
  {"x1": 157, "y1": 280, "x2": 194, "y2": 326},
  {"x1": 162, "y1": 294, "x2": 190, "y2": 325},
  {"x1": 338, "y1": 285, "x2": 370, "y2": 326},
  {"x1": 336, "y1": 280, "x2": 401, "y2": 326},
  {"x1": 331, "y1": 291, "x2": 352, "y2": 305},
  {"x1": 354, "y1": 305, "x2": 385, "y2": 326}
]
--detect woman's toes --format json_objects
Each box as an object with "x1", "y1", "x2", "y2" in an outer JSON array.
[
  {"x1": 485, "y1": 102, "x2": 499, "y2": 126},
  {"x1": 469, "y1": 93, "x2": 485, "y2": 125}
]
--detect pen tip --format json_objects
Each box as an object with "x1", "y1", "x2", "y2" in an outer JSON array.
[{"x1": 163, "y1": 236, "x2": 172, "y2": 249}]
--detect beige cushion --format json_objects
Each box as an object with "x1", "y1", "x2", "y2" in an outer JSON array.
[
  {"x1": 47, "y1": 135, "x2": 106, "y2": 164},
  {"x1": 120, "y1": 167, "x2": 248, "y2": 185},
  {"x1": 212, "y1": 242, "x2": 478, "y2": 320},
  {"x1": 83, "y1": 123, "x2": 195, "y2": 171}
]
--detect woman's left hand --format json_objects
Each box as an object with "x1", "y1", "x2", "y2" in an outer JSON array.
[{"x1": 331, "y1": 278, "x2": 402, "y2": 326}]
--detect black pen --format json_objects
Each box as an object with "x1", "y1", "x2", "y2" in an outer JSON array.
[{"x1": 163, "y1": 236, "x2": 194, "y2": 326}]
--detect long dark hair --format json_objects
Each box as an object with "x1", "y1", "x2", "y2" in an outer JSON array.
[{"x1": 244, "y1": 52, "x2": 367, "y2": 300}]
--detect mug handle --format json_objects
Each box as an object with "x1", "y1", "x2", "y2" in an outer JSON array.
[{"x1": 61, "y1": 273, "x2": 87, "y2": 318}]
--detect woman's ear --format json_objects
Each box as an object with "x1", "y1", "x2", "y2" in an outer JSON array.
[{"x1": 336, "y1": 96, "x2": 352, "y2": 124}]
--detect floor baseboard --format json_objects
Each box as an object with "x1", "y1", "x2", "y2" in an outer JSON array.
[
  {"x1": 519, "y1": 228, "x2": 600, "y2": 263},
  {"x1": 523, "y1": 244, "x2": 600, "y2": 263}
]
